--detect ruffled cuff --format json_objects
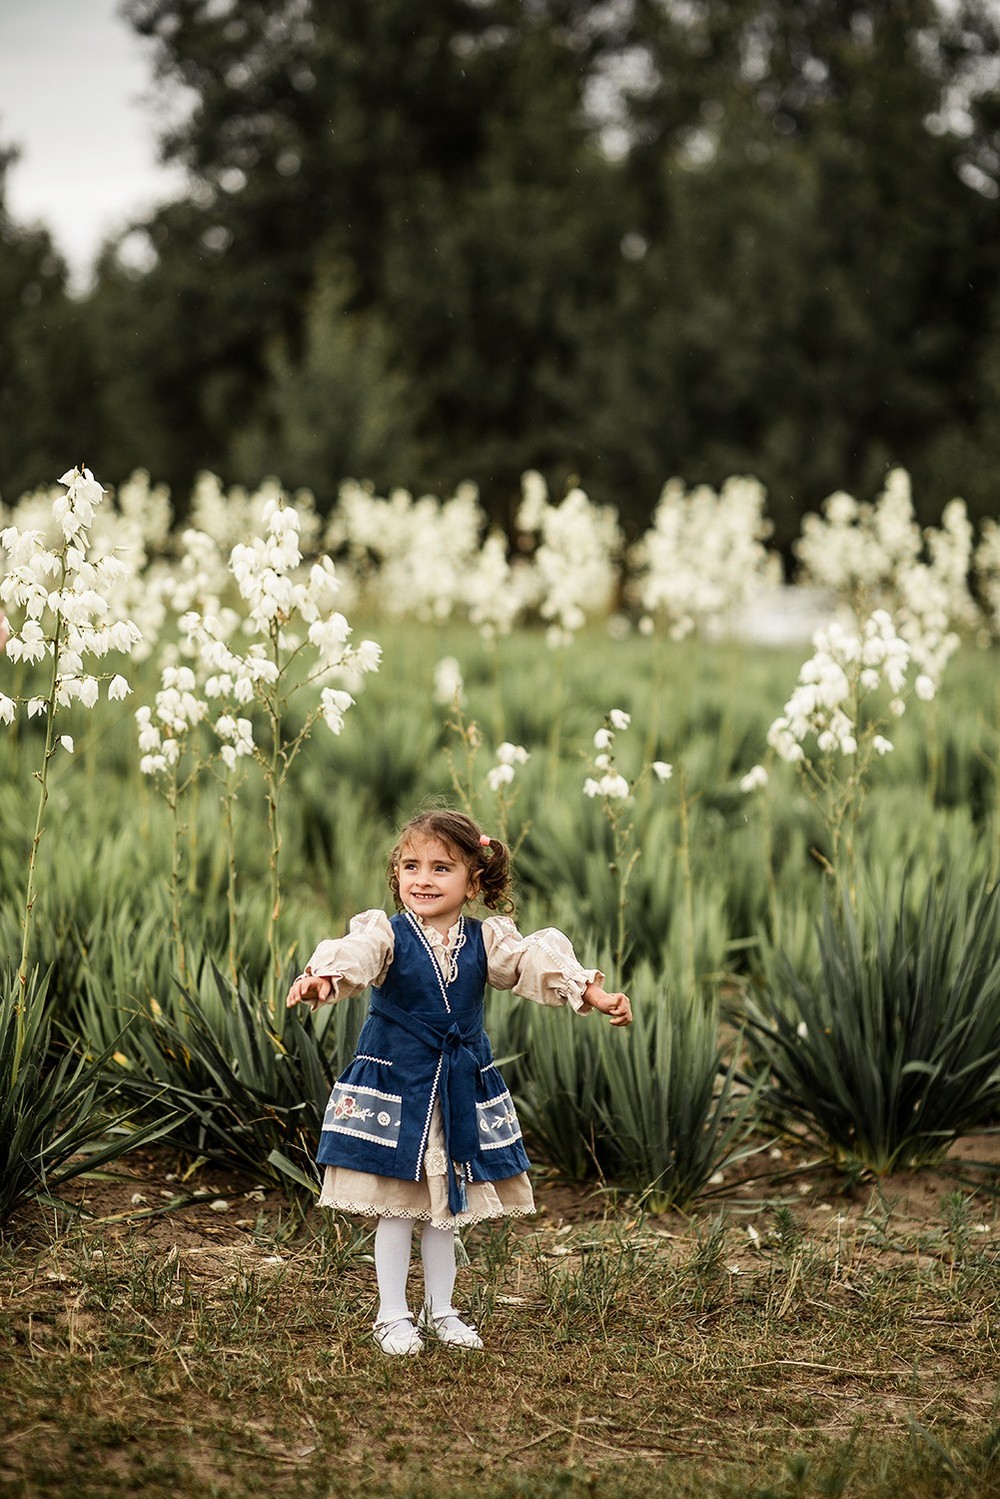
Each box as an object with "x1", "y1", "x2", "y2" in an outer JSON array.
[
  {"x1": 300, "y1": 964, "x2": 345, "y2": 1005},
  {"x1": 562, "y1": 966, "x2": 605, "y2": 1014}
]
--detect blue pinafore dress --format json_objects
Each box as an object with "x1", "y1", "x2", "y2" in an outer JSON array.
[{"x1": 316, "y1": 912, "x2": 530, "y2": 1216}]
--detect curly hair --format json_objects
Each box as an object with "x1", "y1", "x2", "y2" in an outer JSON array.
[{"x1": 387, "y1": 808, "x2": 515, "y2": 915}]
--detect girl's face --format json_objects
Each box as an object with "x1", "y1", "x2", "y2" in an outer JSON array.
[{"x1": 397, "y1": 836, "x2": 479, "y2": 933}]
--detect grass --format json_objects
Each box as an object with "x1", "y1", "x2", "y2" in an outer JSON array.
[{"x1": 1, "y1": 1155, "x2": 999, "y2": 1498}]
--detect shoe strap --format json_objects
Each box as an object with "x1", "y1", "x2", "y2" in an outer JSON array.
[
  {"x1": 429, "y1": 1312, "x2": 477, "y2": 1332},
  {"x1": 375, "y1": 1317, "x2": 420, "y2": 1341}
]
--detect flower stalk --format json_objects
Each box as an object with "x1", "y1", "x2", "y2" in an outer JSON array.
[
  {"x1": 142, "y1": 497, "x2": 380, "y2": 1012},
  {"x1": 17, "y1": 549, "x2": 65, "y2": 990},
  {"x1": 1, "y1": 466, "x2": 142, "y2": 1083},
  {"x1": 675, "y1": 767, "x2": 698, "y2": 1003},
  {"x1": 762, "y1": 610, "x2": 936, "y2": 903},
  {"x1": 582, "y1": 709, "x2": 672, "y2": 973}
]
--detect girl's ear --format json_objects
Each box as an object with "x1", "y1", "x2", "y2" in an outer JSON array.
[{"x1": 466, "y1": 869, "x2": 481, "y2": 899}]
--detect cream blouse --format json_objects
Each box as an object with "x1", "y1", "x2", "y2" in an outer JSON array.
[{"x1": 303, "y1": 907, "x2": 602, "y2": 1010}]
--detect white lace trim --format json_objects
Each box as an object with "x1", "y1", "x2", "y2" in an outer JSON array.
[
  {"x1": 319, "y1": 1199, "x2": 535, "y2": 1227},
  {"x1": 405, "y1": 910, "x2": 461, "y2": 1008},
  {"x1": 423, "y1": 1147, "x2": 449, "y2": 1177},
  {"x1": 415, "y1": 1054, "x2": 444, "y2": 1182},
  {"x1": 417, "y1": 913, "x2": 467, "y2": 984},
  {"x1": 409, "y1": 912, "x2": 464, "y2": 971}
]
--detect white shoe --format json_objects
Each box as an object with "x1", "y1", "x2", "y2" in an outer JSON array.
[
  {"x1": 419, "y1": 1310, "x2": 484, "y2": 1349},
  {"x1": 373, "y1": 1317, "x2": 423, "y2": 1355}
]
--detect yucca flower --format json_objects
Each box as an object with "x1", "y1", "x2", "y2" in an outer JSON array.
[
  {"x1": 1, "y1": 473, "x2": 142, "y2": 713},
  {"x1": 516, "y1": 474, "x2": 621, "y2": 645},
  {"x1": 767, "y1": 611, "x2": 913, "y2": 764},
  {"x1": 207, "y1": 493, "x2": 379, "y2": 1003},
  {"x1": 629, "y1": 475, "x2": 780, "y2": 640},
  {"x1": 739, "y1": 764, "x2": 769, "y2": 793},
  {"x1": 0, "y1": 465, "x2": 143, "y2": 1023},
  {"x1": 487, "y1": 741, "x2": 530, "y2": 793},
  {"x1": 794, "y1": 470, "x2": 978, "y2": 674},
  {"x1": 761, "y1": 605, "x2": 943, "y2": 887},
  {"x1": 434, "y1": 656, "x2": 464, "y2": 706},
  {"x1": 583, "y1": 772, "x2": 630, "y2": 800},
  {"x1": 330, "y1": 478, "x2": 490, "y2": 626}
]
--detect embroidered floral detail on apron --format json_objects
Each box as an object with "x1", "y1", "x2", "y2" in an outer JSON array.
[
  {"x1": 476, "y1": 1089, "x2": 523, "y2": 1151},
  {"x1": 324, "y1": 1083, "x2": 402, "y2": 1148}
]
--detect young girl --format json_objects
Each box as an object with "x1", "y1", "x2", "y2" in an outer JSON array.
[{"x1": 286, "y1": 807, "x2": 631, "y2": 1356}]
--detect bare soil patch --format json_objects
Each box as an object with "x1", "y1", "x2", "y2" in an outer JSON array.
[
  {"x1": 23, "y1": 1129, "x2": 1000, "y2": 1253},
  {"x1": 1, "y1": 1136, "x2": 998, "y2": 1499}
]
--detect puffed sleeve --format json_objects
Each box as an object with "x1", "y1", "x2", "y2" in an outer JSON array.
[
  {"x1": 482, "y1": 916, "x2": 604, "y2": 1012},
  {"x1": 302, "y1": 908, "x2": 394, "y2": 1000}
]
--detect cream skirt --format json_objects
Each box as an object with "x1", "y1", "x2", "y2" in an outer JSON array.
[{"x1": 318, "y1": 1102, "x2": 535, "y2": 1228}]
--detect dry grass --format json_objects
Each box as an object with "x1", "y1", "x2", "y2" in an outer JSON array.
[{"x1": 1, "y1": 1147, "x2": 999, "y2": 1499}]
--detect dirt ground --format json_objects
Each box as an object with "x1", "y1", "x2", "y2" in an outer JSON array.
[
  {"x1": 18, "y1": 1128, "x2": 1000, "y2": 1268},
  {"x1": 2, "y1": 1134, "x2": 999, "y2": 1499}
]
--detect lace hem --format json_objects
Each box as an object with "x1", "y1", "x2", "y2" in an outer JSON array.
[
  {"x1": 423, "y1": 1147, "x2": 449, "y2": 1176},
  {"x1": 318, "y1": 1198, "x2": 535, "y2": 1228}
]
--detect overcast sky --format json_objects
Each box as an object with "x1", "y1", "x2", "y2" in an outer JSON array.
[{"x1": 0, "y1": 0, "x2": 185, "y2": 289}]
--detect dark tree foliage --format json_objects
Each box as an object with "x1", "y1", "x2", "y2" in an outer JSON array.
[
  {"x1": 612, "y1": 0, "x2": 1000, "y2": 542},
  {"x1": 92, "y1": 0, "x2": 633, "y2": 517},
  {"x1": 3, "y1": 1, "x2": 1000, "y2": 548},
  {"x1": 0, "y1": 150, "x2": 103, "y2": 502}
]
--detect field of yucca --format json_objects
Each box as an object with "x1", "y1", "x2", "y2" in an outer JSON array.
[
  {"x1": 3, "y1": 621, "x2": 1000, "y2": 1497},
  {"x1": 4, "y1": 619, "x2": 1000, "y2": 1191}
]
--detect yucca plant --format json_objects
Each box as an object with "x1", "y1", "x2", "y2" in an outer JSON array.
[
  {"x1": 589, "y1": 972, "x2": 766, "y2": 1209},
  {"x1": 513, "y1": 989, "x2": 617, "y2": 1182},
  {"x1": 0, "y1": 971, "x2": 175, "y2": 1226},
  {"x1": 745, "y1": 873, "x2": 1000, "y2": 1174},
  {"x1": 109, "y1": 964, "x2": 366, "y2": 1196},
  {"x1": 515, "y1": 960, "x2": 764, "y2": 1209}
]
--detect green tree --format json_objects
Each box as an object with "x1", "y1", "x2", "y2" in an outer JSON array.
[
  {"x1": 599, "y1": 0, "x2": 1000, "y2": 543},
  {"x1": 77, "y1": 0, "x2": 1000, "y2": 540},
  {"x1": 0, "y1": 148, "x2": 102, "y2": 502},
  {"x1": 231, "y1": 264, "x2": 423, "y2": 490},
  {"x1": 84, "y1": 196, "x2": 277, "y2": 504},
  {"x1": 105, "y1": 0, "x2": 630, "y2": 510}
]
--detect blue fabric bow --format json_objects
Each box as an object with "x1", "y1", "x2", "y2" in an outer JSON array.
[{"x1": 370, "y1": 998, "x2": 480, "y2": 1214}]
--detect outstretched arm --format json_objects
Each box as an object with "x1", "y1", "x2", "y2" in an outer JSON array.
[
  {"x1": 284, "y1": 909, "x2": 395, "y2": 1012},
  {"x1": 582, "y1": 981, "x2": 632, "y2": 1027}
]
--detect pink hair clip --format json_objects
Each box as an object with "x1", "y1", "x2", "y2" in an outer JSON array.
[{"x1": 479, "y1": 834, "x2": 492, "y2": 850}]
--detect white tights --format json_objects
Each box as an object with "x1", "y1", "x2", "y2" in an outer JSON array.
[{"x1": 374, "y1": 1217, "x2": 457, "y2": 1325}]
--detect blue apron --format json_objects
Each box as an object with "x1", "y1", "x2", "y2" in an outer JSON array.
[{"x1": 316, "y1": 912, "x2": 530, "y2": 1212}]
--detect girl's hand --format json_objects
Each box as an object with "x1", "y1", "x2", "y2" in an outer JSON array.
[
  {"x1": 583, "y1": 982, "x2": 632, "y2": 1027},
  {"x1": 285, "y1": 973, "x2": 333, "y2": 1011}
]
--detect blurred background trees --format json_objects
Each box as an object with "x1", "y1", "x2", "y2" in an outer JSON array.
[{"x1": 1, "y1": 0, "x2": 999, "y2": 550}]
